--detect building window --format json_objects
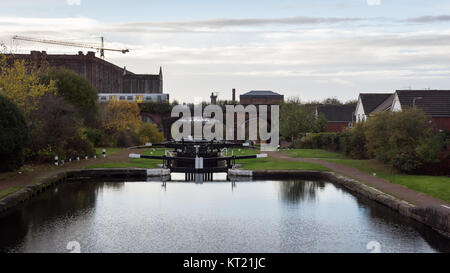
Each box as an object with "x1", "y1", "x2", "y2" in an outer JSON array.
[
  {"x1": 119, "y1": 96, "x2": 126, "y2": 100},
  {"x1": 145, "y1": 96, "x2": 152, "y2": 101},
  {"x1": 127, "y1": 96, "x2": 133, "y2": 101},
  {"x1": 100, "y1": 96, "x2": 107, "y2": 101}
]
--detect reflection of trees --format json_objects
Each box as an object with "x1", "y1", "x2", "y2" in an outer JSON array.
[
  {"x1": 0, "y1": 182, "x2": 113, "y2": 252},
  {"x1": 279, "y1": 180, "x2": 325, "y2": 204}
]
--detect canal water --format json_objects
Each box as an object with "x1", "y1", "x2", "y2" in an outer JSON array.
[{"x1": 0, "y1": 179, "x2": 448, "y2": 253}]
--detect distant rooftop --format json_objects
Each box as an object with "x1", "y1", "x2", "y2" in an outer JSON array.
[
  {"x1": 396, "y1": 90, "x2": 450, "y2": 117},
  {"x1": 317, "y1": 104, "x2": 356, "y2": 122},
  {"x1": 240, "y1": 90, "x2": 283, "y2": 98},
  {"x1": 359, "y1": 93, "x2": 393, "y2": 114}
]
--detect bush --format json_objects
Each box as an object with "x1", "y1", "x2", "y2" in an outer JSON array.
[
  {"x1": 294, "y1": 133, "x2": 339, "y2": 150},
  {"x1": 138, "y1": 123, "x2": 164, "y2": 144},
  {"x1": 0, "y1": 94, "x2": 29, "y2": 171},
  {"x1": 116, "y1": 130, "x2": 141, "y2": 148},
  {"x1": 365, "y1": 108, "x2": 440, "y2": 173},
  {"x1": 344, "y1": 123, "x2": 368, "y2": 159},
  {"x1": 40, "y1": 68, "x2": 98, "y2": 126},
  {"x1": 28, "y1": 95, "x2": 95, "y2": 162}
]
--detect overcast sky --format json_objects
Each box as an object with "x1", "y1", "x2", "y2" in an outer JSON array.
[{"x1": 1, "y1": 0, "x2": 450, "y2": 103}]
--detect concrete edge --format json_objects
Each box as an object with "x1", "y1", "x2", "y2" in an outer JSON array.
[{"x1": 232, "y1": 169, "x2": 450, "y2": 238}]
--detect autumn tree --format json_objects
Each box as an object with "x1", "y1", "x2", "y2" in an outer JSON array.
[
  {"x1": 0, "y1": 55, "x2": 56, "y2": 119},
  {"x1": 138, "y1": 123, "x2": 165, "y2": 144},
  {"x1": 100, "y1": 101, "x2": 142, "y2": 146}
]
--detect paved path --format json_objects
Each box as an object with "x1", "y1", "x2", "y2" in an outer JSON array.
[
  {"x1": 268, "y1": 151, "x2": 450, "y2": 208},
  {"x1": 0, "y1": 149, "x2": 138, "y2": 194}
]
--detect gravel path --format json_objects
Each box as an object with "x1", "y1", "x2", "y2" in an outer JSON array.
[{"x1": 268, "y1": 151, "x2": 450, "y2": 208}]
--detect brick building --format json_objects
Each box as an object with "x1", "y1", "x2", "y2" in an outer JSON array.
[
  {"x1": 316, "y1": 104, "x2": 355, "y2": 132},
  {"x1": 5, "y1": 51, "x2": 163, "y2": 94},
  {"x1": 240, "y1": 90, "x2": 284, "y2": 105}
]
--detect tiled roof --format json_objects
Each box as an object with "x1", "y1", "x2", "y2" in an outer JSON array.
[
  {"x1": 372, "y1": 94, "x2": 395, "y2": 113},
  {"x1": 240, "y1": 90, "x2": 284, "y2": 98},
  {"x1": 317, "y1": 104, "x2": 356, "y2": 122},
  {"x1": 359, "y1": 93, "x2": 393, "y2": 114},
  {"x1": 396, "y1": 90, "x2": 450, "y2": 117}
]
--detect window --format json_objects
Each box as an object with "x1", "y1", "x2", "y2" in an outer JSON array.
[
  {"x1": 127, "y1": 96, "x2": 133, "y2": 101},
  {"x1": 119, "y1": 96, "x2": 126, "y2": 100},
  {"x1": 145, "y1": 96, "x2": 152, "y2": 101},
  {"x1": 100, "y1": 96, "x2": 107, "y2": 101}
]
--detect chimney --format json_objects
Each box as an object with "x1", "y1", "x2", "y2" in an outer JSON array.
[
  {"x1": 210, "y1": 92, "x2": 218, "y2": 105},
  {"x1": 232, "y1": 88, "x2": 236, "y2": 102}
]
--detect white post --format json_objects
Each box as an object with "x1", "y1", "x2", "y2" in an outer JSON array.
[
  {"x1": 102, "y1": 149, "x2": 106, "y2": 158},
  {"x1": 54, "y1": 156, "x2": 59, "y2": 166}
]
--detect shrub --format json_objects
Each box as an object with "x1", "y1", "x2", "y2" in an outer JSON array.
[
  {"x1": 346, "y1": 123, "x2": 368, "y2": 159},
  {"x1": 138, "y1": 123, "x2": 165, "y2": 144},
  {"x1": 28, "y1": 95, "x2": 95, "y2": 162},
  {"x1": 0, "y1": 94, "x2": 29, "y2": 171},
  {"x1": 40, "y1": 68, "x2": 98, "y2": 126},
  {"x1": 365, "y1": 108, "x2": 440, "y2": 173}
]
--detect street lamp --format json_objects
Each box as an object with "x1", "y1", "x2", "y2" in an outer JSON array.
[{"x1": 412, "y1": 97, "x2": 423, "y2": 107}]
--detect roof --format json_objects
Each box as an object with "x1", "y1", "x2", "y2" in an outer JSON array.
[
  {"x1": 317, "y1": 104, "x2": 356, "y2": 122},
  {"x1": 359, "y1": 93, "x2": 393, "y2": 114},
  {"x1": 240, "y1": 90, "x2": 284, "y2": 98},
  {"x1": 396, "y1": 90, "x2": 450, "y2": 117},
  {"x1": 372, "y1": 94, "x2": 395, "y2": 113}
]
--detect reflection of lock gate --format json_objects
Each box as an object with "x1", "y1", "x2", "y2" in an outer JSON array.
[{"x1": 129, "y1": 140, "x2": 267, "y2": 181}]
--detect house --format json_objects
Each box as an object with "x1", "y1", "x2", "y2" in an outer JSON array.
[
  {"x1": 240, "y1": 90, "x2": 284, "y2": 105},
  {"x1": 391, "y1": 90, "x2": 450, "y2": 131},
  {"x1": 316, "y1": 104, "x2": 356, "y2": 132},
  {"x1": 355, "y1": 90, "x2": 450, "y2": 131},
  {"x1": 355, "y1": 93, "x2": 393, "y2": 122}
]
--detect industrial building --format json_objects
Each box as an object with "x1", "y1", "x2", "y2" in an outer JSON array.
[{"x1": 5, "y1": 51, "x2": 168, "y2": 102}]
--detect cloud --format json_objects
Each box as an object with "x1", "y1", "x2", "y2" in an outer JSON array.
[
  {"x1": 367, "y1": 0, "x2": 381, "y2": 6},
  {"x1": 66, "y1": 0, "x2": 81, "y2": 6},
  {"x1": 405, "y1": 15, "x2": 450, "y2": 23}
]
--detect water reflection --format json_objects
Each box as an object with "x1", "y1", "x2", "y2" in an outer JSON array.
[
  {"x1": 0, "y1": 180, "x2": 448, "y2": 253},
  {"x1": 278, "y1": 180, "x2": 325, "y2": 204}
]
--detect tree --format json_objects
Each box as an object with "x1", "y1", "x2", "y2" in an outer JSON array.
[
  {"x1": 0, "y1": 55, "x2": 56, "y2": 118},
  {"x1": 364, "y1": 108, "x2": 440, "y2": 173},
  {"x1": 280, "y1": 97, "x2": 326, "y2": 141},
  {"x1": 29, "y1": 94, "x2": 95, "y2": 161},
  {"x1": 40, "y1": 68, "x2": 98, "y2": 126},
  {"x1": 322, "y1": 97, "x2": 342, "y2": 105},
  {"x1": 0, "y1": 94, "x2": 29, "y2": 171},
  {"x1": 138, "y1": 123, "x2": 165, "y2": 144},
  {"x1": 101, "y1": 100, "x2": 142, "y2": 138}
]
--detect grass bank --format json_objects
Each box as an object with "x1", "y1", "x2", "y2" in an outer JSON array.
[
  {"x1": 87, "y1": 148, "x2": 165, "y2": 169},
  {"x1": 283, "y1": 149, "x2": 345, "y2": 159},
  {"x1": 324, "y1": 158, "x2": 450, "y2": 203},
  {"x1": 232, "y1": 149, "x2": 330, "y2": 171}
]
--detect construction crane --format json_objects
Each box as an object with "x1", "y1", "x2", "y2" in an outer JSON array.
[{"x1": 12, "y1": 35, "x2": 129, "y2": 59}]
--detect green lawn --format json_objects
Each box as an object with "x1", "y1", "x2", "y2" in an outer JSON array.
[
  {"x1": 230, "y1": 148, "x2": 330, "y2": 171},
  {"x1": 325, "y1": 158, "x2": 450, "y2": 203},
  {"x1": 87, "y1": 148, "x2": 166, "y2": 169},
  {"x1": 95, "y1": 147, "x2": 124, "y2": 156},
  {"x1": 283, "y1": 149, "x2": 346, "y2": 159}
]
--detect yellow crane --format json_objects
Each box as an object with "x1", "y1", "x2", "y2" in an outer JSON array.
[{"x1": 12, "y1": 35, "x2": 129, "y2": 59}]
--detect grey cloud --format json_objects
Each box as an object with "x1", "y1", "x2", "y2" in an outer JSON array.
[
  {"x1": 404, "y1": 15, "x2": 450, "y2": 23},
  {"x1": 111, "y1": 16, "x2": 364, "y2": 32}
]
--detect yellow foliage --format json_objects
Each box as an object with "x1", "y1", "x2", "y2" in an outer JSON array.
[
  {"x1": 101, "y1": 100, "x2": 142, "y2": 134},
  {"x1": 138, "y1": 122, "x2": 165, "y2": 144},
  {"x1": 0, "y1": 54, "x2": 56, "y2": 117}
]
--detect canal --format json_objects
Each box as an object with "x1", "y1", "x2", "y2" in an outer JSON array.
[{"x1": 0, "y1": 179, "x2": 448, "y2": 253}]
